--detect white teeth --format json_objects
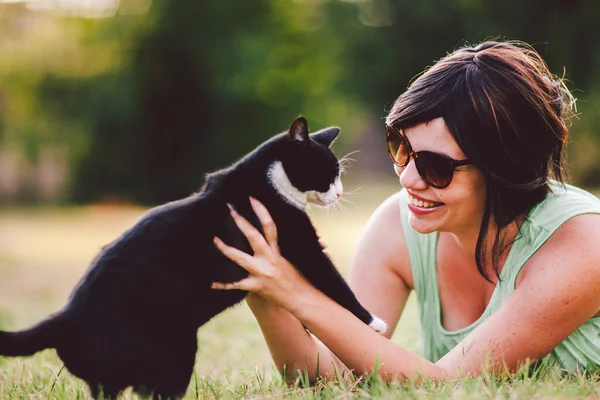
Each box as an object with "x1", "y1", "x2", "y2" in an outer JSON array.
[{"x1": 408, "y1": 194, "x2": 441, "y2": 209}]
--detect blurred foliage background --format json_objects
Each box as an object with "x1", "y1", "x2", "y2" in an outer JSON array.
[{"x1": 0, "y1": 0, "x2": 599, "y2": 205}]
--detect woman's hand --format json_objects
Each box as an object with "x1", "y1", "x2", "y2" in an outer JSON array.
[
  {"x1": 212, "y1": 198, "x2": 444, "y2": 381},
  {"x1": 211, "y1": 197, "x2": 319, "y2": 313}
]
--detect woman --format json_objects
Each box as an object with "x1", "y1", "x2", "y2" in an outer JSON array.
[{"x1": 212, "y1": 40, "x2": 600, "y2": 381}]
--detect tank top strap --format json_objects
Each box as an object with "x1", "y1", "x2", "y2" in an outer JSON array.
[{"x1": 500, "y1": 182, "x2": 600, "y2": 290}]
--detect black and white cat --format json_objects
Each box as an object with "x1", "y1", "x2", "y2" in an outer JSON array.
[{"x1": 0, "y1": 117, "x2": 386, "y2": 399}]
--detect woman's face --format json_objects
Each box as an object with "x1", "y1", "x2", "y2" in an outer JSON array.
[{"x1": 395, "y1": 117, "x2": 486, "y2": 236}]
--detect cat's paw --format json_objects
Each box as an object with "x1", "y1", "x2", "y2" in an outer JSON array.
[{"x1": 369, "y1": 315, "x2": 387, "y2": 334}]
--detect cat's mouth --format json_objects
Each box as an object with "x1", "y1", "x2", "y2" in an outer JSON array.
[
  {"x1": 307, "y1": 191, "x2": 339, "y2": 207},
  {"x1": 306, "y1": 177, "x2": 343, "y2": 207}
]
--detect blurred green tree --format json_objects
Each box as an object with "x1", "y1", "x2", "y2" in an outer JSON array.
[
  {"x1": 1, "y1": 0, "x2": 600, "y2": 203},
  {"x1": 36, "y1": 0, "x2": 360, "y2": 203}
]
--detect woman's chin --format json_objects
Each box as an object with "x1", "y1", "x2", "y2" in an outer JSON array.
[{"x1": 408, "y1": 215, "x2": 442, "y2": 234}]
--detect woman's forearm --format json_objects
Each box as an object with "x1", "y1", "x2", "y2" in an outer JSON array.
[
  {"x1": 289, "y1": 287, "x2": 448, "y2": 382},
  {"x1": 245, "y1": 294, "x2": 347, "y2": 382},
  {"x1": 215, "y1": 199, "x2": 443, "y2": 382}
]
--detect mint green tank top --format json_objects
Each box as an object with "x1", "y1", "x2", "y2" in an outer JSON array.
[{"x1": 399, "y1": 183, "x2": 600, "y2": 371}]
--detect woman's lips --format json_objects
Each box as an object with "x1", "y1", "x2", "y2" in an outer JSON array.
[{"x1": 407, "y1": 192, "x2": 444, "y2": 214}]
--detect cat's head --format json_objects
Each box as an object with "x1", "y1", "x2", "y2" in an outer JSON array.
[{"x1": 268, "y1": 117, "x2": 343, "y2": 209}]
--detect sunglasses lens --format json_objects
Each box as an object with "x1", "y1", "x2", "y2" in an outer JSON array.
[
  {"x1": 386, "y1": 127, "x2": 409, "y2": 166},
  {"x1": 415, "y1": 152, "x2": 455, "y2": 188},
  {"x1": 386, "y1": 125, "x2": 465, "y2": 189}
]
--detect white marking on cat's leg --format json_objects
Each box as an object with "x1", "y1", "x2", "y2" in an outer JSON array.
[
  {"x1": 369, "y1": 315, "x2": 387, "y2": 334},
  {"x1": 267, "y1": 161, "x2": 308, "y2": 210}
]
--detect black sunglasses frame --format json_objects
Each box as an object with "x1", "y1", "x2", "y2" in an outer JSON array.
[{"x1": 386, "y1": 124, "x2": 472, "y2": 189}]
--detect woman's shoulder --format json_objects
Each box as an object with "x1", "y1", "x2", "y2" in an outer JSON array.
[
  {"x1": 360, "y1": 190, "x2": 406, "y2": 246},
  {"x1": 518, "y1": 182, "x2": 600, "y2": 284},
  {"x1": 527, "y1": 182, "x2": 600, "y2": 229},
  {"x1": 548, "y1": 182, "x2": 600, "y2": 203},
  {"x1": 520, "y1": 201, "x2": 600, "y2": 287},
  {"x1": 354, "y1": 189, "x2": 414, "y2": 288},
  {"x1": 362, "y1": 188, "x2": 418, "y2": 247}
]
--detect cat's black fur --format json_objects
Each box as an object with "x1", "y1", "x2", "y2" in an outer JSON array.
[{"x1": 0, "y1": 117, "x2": 385, "y2": 399}]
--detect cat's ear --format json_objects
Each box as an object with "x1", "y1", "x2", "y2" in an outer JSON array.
[
  {"x1": 288, "y1": 117, "x2": 309, "y2": 142},
  {"x1": 310, "y1": 127, "x2": 340, "y2": 148}
]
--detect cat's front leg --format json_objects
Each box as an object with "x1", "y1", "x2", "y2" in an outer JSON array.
[{"x1": 283, "y1": 246, "x2": 387, "y2": 334}]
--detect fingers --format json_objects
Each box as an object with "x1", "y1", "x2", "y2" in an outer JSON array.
[
  {"x1": 213, "y1": 236, "x2": 259, "y2": 274},
  {"x1": 211, "y1": 278, "x2": 254, "y2": 291},
  {"x1": 249, "y1": 197, "x2": 279, "y2": 250},
  {"x1": 213, "y1": 200, "x2": 282, "y2": 296},
  {"x1": 227, "y1": 204, "x2": 272, "y2": 255}
]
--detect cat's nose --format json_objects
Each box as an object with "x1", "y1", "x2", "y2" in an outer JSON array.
[{"x1": 334, "y1": 178, "x2": 343, "y2": 199}]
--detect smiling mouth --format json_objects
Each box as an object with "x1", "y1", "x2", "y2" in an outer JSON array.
[{"x1": 407, "y1": 193, "x2": 444, "y2": 209}]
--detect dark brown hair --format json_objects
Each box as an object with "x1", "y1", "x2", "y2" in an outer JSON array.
[{"x1": 386, "y1": 40, "x2": 575, "y2": 282}]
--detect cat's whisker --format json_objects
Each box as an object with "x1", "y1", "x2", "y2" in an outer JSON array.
[
  {"x1": 339, "y1": 159, "x2": 354, "y2": 169},
  {"x1": 326, "y1": 202, "x2": 337, "y2": 215},
  {"x1": 340, "y1": 149, "x2": 361, "y2": 162},
  {"x1": 338, "y1": 150, "x2": 361, "y2": 174},
  {"x1": 339, "y1": 197, "x2": 359, "y2": 209},
  {"x1": 343, "y1": 185, "x2": 364, "y2": 196},
  {"x1": 343, "y1": 199, "x2": 358, "y2": 209},
  {"x1": 324, "y1": 201, "x2": 340, "y2": 216},
  {"x1": 338, "y1": 160, "x2": 352, "y2": 171},
  {"x1": 339, "y1": 157, "x2": 353, "y2": 165},
  {"x1": 328, "y1": 204, "x2": 337, "y2": 215},
  {"x1": 333, "y1": 200, "x2": 350, "y2": 214}
]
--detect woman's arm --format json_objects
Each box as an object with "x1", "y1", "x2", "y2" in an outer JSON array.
[
  {"x1": 212, "y1": 198, "x2": 441, "y2": 381},
  {"x1": 348, "y1": 192, "x2": 413, "y2": 338},
  {"x1": 245, "y1": 294, "x2": 345, "y2": 382},
  {"x1": 437, "y1": 213, "x2": 600, "y2": 375},
  {"x1": 215, "y1": 198, "x2": 600, "y2": 381},
  {"x1": 237, "y1": 194, "x2": 413, "y2": 380},
  {"x1": 287, "y1": 281, "x2": 446, "y2": 380}
]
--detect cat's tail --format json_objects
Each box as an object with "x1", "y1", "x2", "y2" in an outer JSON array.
[{"x1": 0, "y1": 313, "x2": 68, "y2": 357}]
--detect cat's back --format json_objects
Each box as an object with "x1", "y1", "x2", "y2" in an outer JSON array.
[{"x1": 65, "y1": 192, "x2": 220, "y2": 304}]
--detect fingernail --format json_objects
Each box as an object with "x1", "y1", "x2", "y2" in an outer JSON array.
[
  {"x1": 249, "y1": 197, "x2": 261, "y2": 208},
  {"x1": 213, "y1": 236, "x2": 221, "y2": 244},
  {"x1": 227, "y1": 203, "x2": 235, "y2": 212}
]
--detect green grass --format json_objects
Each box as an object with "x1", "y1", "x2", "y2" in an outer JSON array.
[{"x1": 1, "y1": 178, "x2": 600, "y2": 398}]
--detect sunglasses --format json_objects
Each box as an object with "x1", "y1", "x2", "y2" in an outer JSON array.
[{"x1": 386, "y1": 124, "x2": 472, "y2": 189}]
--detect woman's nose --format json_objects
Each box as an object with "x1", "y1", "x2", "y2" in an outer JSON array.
[{"x1": 397, "y1": 160, "x2": 428, "y2": 189}]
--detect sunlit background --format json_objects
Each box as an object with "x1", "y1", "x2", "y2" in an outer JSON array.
[
  {"x1": 1, "y1": 1, "x2": 600, "y2": 396},
  {"x1": 0, "y1": 0, "x2": 599, "y2": 204}
]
